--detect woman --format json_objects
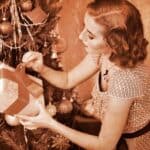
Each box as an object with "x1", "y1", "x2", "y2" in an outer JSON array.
[{"x1": 18, "y1": 0, "x2": 150, "y2": 150}]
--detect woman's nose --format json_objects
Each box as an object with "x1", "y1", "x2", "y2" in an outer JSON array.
[
  {"x1": 79, "y1": 29, "x2": 86, "y2": 42},
  {"x1": 79, "y1": 31, "x2": 83, "y2": 41}
]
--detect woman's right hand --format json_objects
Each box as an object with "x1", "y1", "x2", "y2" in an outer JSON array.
[
  {"x1": 22, "y1": 51, "x2": 43, "y2": 73},
  {"x1": 81, "y1": 99, "x2": 95, "y2": 117},
  {"x1": 16, "y1": 101, "x2": 53, "y2": 130}
]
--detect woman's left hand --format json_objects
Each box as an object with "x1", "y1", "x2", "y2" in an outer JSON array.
[{"x1": 16, "y1": 102, "x2": 52, "y2": 130}]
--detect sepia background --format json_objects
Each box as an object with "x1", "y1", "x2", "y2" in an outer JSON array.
[{"x1": 58, "y1": 0, "x2": 150, "y2": 101}]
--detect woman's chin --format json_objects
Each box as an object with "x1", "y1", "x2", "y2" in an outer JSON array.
[{"x1": 85, "y1": 47, "x2": 101, "y2": 55}]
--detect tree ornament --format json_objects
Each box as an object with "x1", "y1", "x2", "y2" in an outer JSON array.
[
  {"x1": 58, "y1": 62, "x2": 63, "y2": 68},
  {"x1": 50, "y1": 37, "x2": 67, "y2": 62},
  {"x1": 0, "y1": 17, "x2": 13, "y2": 35},
  {"x1": 54, "y1": 37, "x2": 67, "y2": 53},
  {"x1": 20, "y1": 0, "x2": 33, "y2": 12},
  {"x1": 58, "y1": 99, "x2": 73, "y2": 114},
  {"x1": 4, "y1": 114, "x2": 20, "y2": 126},
  {"x1": 44, "y1": 39, "x2": 48, "y2": 48},
  {"x1": 51, "y1": 50, "x2": 58, "y2": 59},
  {"x1": 46, "y1": 103, "x2": 57, "y2": 116}
]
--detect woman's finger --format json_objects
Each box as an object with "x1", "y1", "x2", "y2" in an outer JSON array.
[
  {"x1": 16, "y1": 114, "x2": 33, "y2": 121},
  {"x1": 19, "y1": 120, "x2": 32, "y2": 125},
  {"x1": 19, "y1": 120, "x2": 37, "y2": 130},
  {"x1": 36, "y1": 101, "x2": 46, "y2": 113},
  {"x1": 24, "y1": 125, "x2": 37, "y2": 130}
]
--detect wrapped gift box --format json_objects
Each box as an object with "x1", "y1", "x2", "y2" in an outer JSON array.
[
  {"x1": 23, "y1": 6, "x2": 48, "y2": 24},
  {"x1": 0, "y1": 62, "x2": 44, "y2": 115}
]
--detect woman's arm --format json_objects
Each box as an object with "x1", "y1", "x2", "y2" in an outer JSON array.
[
  {"x1": 48, "y1": 98, "x2": 133, "y2": 150},
  {"x1": 40, "y1": 54, "x2": 100, "y2": 89},
  {"x1": 22, "y1": 52, "x2": 100, "y2": 89},
  {"x1": 97, "y1": 98, "x2": 133, "y2": 150},
  {"x1": 18, "y1": 98, "x2": 133, "y2": 150}
]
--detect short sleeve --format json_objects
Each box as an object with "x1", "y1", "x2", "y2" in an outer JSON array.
[{"x1": 108, "y1": 70, "x2": 144, "y2": 99}]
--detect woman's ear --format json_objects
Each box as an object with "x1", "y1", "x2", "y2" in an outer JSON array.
[{"x1": 106, "y1": 28, "x2": 129, "y2": 53}]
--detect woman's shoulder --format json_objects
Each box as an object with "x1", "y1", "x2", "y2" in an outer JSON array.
[
  {"x1": 111, "y1": 63, "x2": 150, "y2": 81},
  {"x1": 108, "y1": 63, "x2": 150, "y2": 99}
]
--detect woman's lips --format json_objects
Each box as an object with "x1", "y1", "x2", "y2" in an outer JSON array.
[{"x1": 84, "y1": 44, "x2": 88, "y2": 48}]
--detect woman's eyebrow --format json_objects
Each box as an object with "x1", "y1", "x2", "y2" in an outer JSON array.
[{"x1": 87, "y1": 29, "x2": 96, "y2": 37}]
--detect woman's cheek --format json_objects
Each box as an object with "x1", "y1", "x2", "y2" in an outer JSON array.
[
  {"x1": 84, "y1": 47, "x2": 93, "y2": 53},
  {"x1": 90, "y1": 43, "x2": 103, "y2": 54}
]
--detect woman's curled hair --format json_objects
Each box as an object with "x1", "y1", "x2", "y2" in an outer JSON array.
[
  {"x1": 106, "y1": 27, "x2": 148, "y2": 68},
  {"x1": 87, "y1": 0, "x2": 149, "y2": 68}
]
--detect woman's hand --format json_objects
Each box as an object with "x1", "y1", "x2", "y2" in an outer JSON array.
[
  {"x1": 81, "y1": 99, "x2": 96, "y2": 117},
  {"x1": 16, "y1": 102, "x2": 53, "y2": 130},
  {"x1": 22, "y1": 51, "x2": 44, "y2": 73}
]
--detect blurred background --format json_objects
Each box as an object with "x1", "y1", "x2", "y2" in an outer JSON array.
[{"x1": 58, "y1": 0, "x2": 150, "y2": 102}]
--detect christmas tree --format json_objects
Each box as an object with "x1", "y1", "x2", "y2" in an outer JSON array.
[{"x1": 0, "y1": 0, "x2": 78, "y2": 149}]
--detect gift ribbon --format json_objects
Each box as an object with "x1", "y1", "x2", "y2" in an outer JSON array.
[
  {"x1": 15, "y1": 64, "x2": 43, "y2": 98},
  {"x1": 0, "y1": 64, "x2": 43, "y2": 115}
]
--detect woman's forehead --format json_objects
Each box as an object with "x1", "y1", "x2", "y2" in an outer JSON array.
[{"x1": 84, "y1": 12, "x2": 105, "y2": 35}]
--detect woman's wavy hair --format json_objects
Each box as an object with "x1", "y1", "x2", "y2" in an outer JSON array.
[{"x1": 87, "y1": 0, "x2": 148, "y2": 68}]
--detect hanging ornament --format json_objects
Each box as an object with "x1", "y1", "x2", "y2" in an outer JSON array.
[
  {"x1": 51, "y1": 50, "x2": 58, "y2": 59},
  {"x1": 58, "y1": 98, "x2": 73, "y2": 114},
  {"x1": 44, "y1": 39, "x2": 48, "y2": 48},
  {"x1": 0, "y1": 17, "x2": 13, "y2": 35},
  {"x1": 20, "y1": 0, "x2": 33, "y2": 12},
  {"x1": 55, "y1": 37, "x2": 67, "y2": 53},
  {"x1": 4, "y1": 114, "x2": 20, "y2": 126},
  {"x1": 52, "y1": 37, "x2": 67, "y2": 54},
  {"x1": 46, "y1": 102, "x2": 57, "y2": 117},
  {"x1": 58, "y1": 62, "x2": 63, "y2": 68},
  {"x1": 51, "y1": 24, "x2": 67, "y2": 53},
  {"x1": 0, "y1": 21, "x2": 13, "y2": 35}
]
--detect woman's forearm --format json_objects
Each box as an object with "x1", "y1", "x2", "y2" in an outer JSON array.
[
  {"x1": 39, "y1": 65, "x2": 69, "y2": 89},
  {"x1": 39, "y1": 54, "x2": 100, "y2": 89},
  {"x1": 47, "y1": 118, "x2": 104, "y2": 150}
]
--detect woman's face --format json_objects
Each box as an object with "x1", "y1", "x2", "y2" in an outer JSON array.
[{"x1": 79, "y1": 12, "x2": 110, "y2": 55}]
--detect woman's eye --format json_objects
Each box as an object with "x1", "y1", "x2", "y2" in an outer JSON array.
[{"x1": 88, "y1": 35, "x2": 94, "y2": 40}]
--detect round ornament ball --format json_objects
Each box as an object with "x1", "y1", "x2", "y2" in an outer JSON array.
[
  {"x1": 5, "y1": 114, "x2": 20, "y2": 126},
  {"x1": 0, "y1": 21, "x2": 13, "y2": 35},
  {"x1": 46, "y1": 103, "x2": 57, "y2": 116},
  {"x1": 20, "y1": 0, "x2": 33, "y2": 12},
  {"x1": 58, "y1": 100, "x2": 73, "y2": 114}
]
